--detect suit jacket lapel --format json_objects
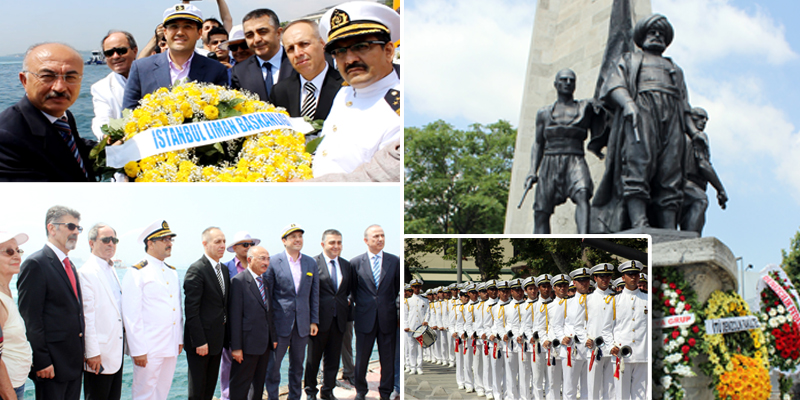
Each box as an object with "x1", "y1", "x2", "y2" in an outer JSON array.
[
  {"x1": 317, "y1": 67, "x2": 343, "y2": 119},
  {"x1": 188, "y1": 56, "x2": 206, "y2": 83},
  {"x1": 317, "y1": 255, "x2": 333, "y2": 292},
  {"x1": 204, "y1": 256, "x2": 225, "y2": 298},
  {"x1": 246, "y1": 271, "x2": 267, "y2": 310},
  {"x1": 44, "y1": 246, "x2": 80, "y2": 305},
  {"x1": 249, "y1": 57, "x2": 268, "y2": 101},
  {"x1": 278, "y1": 53, "x2": 293, "y2": 84},
  {"x1": 96, "y1": 258, "x2": 122, "y2": 316},
  {"x1": 154, "y1": 53, "x2": 172, "y2": 89},
  {"x1": 287, "y1": 72, "x2": 301, "y2": 116},
  {"x1": 18, "y1": 98, "x2": 84, "y2": 178}
]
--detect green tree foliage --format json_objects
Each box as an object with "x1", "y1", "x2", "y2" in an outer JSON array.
[
  {"x1": 404, "y1": 120, "x2": 516, "y2": 234},
  {"x1": 405, "y1": 238, "x2": 506, "y2": 281},
  {"x1": 782, "y1": 228, "x2": 800, "y2": 283}
]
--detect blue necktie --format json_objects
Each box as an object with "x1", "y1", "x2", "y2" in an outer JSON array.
[
  {"x1": 330, "y1": 260, "x2": 338, "y2": 317},
  {"x1": 371, "y1": 255, "x2": 381, "y2": 288},
  {"x1": 53, "y1": 117, "x2": 88, "y2": 178},
  {"x1": 263, "y1": 63, "x2": 273, "y2": 98},
  {"x1": 256, "y1": 276, "x2": 266, "y2": 305}
]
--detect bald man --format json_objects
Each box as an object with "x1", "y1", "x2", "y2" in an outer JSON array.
[{"x1": 0, "y1": 42, "x2": 96, "y2": 181}]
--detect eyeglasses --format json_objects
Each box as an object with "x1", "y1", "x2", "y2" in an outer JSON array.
[
  {"x1": 23, "y1": 71, "x2": 82, "y2": 85},
  {"x1": 228, "y1": 42, "x2": 248, "y2": 52},
  {"x1": 152, "y1": 236, "x2": 175, "y2": 243},
  {"x1": 329, "y1": 41, "x2": 386, "y2": 58},
  {"x1": 102, "y1": 47, "x2": 129, "y2": 57},
  {"x1": 52, "y1": 222, "x2": 83, "y2": 232},
  {"x1": 238, "y1": 242, "x2": 256, "y2": 248},
  {"x1": 2, "y1": 248, "x2": 23, "y2": 256},
  {"x1": 99, "y1": 236, "x2": 119, "y2": 244}
]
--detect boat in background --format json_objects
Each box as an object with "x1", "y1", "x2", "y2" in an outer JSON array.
[{"x1": 85, "y1": 50, "x2": 105, "y2": 65}]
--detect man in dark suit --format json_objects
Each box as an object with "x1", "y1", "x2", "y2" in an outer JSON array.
[
  {"x1": 265, "y1": 224, "x2": 319, "y2": 400},
  {"x1": 0, "y1": 43, "x2": 96, "y2": 182},
  {"x1": 228, "y1": 245, "x2": 277, "y2": 400},
  {"x1": 231, "y1": 9, "x2": 294, "y2": 102},
  {"x1": 271, "y1": 20, "x2": 343, "y2": 122},
  {"x1": 184, "y1": 227, "x2": 230, "y2": 400},
  {"x1": 350, "y1": 225, "x2": 399, "y2": 400},
  {"x1": 17, "y1": 206, "x2": 86, "y2": 400},
  {"x1": 304, "y1": 229, "x2": 352, "y2": 400},
  {"x1": 123, "y1": 4, "x2": 229, "y2": 110}
]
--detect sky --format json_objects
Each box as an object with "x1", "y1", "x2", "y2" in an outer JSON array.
[
  {"x1": 0, "y1": 184, "x2": 402, "y2": 270},
  {"x1": 0, "y1": 0, "x2": 364, "y2": 56},
  {"x1": 405, "y1": 0, "x2": 800, "y2": 296}
]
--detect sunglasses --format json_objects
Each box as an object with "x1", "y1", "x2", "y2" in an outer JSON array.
[
  {"x1": 2, "y1": 248, "x2": 23, "y2": 256},
  {"x1": 103, "y1": 47, "x2": 129, "y2": 57},
  {"x1": 228, "y1": 42, "x2": 248, "y2": 52},
  {"x1": 238, "y1": 242, "x2": 256, "y2": 248},
  {"x1": 99, "y1": 236, "x2": 119, "y2": 244},
  {"x1": 52, "y1": 222, "x2": 83, "y2": 232}
]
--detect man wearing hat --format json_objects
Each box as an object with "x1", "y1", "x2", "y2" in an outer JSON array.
[
  {"x1": 305, "y1": 229, "x2": 353, "y2": 400},
  {"x1": 613, "y1": 278, "x2": 625, "y2": 294},
  {"x1": 219, "y1": 231, "x2": 260, "y2": 400},
  {"x1": 265, "y1": 223, "x2": 319, "y2": 400},
  {"x1": 504, "y1": 279, "x2": 526, "y2": 400},
  {"x1": 468, "y1": 283, "x2": 486, "y2": 397},
  {"x1": 453, "y1": 288, "x2": 469, "y2": 390},
  {"x1": 479, "y1": 280, "x2": 498, "y2": 399},
  {"x1": 487, "y1": 281, "x2": 511, "y2": 400},
  {"x1": 518, "y1": 277, "x2": 540, "y2": 400},
  {"x1": 313, "y1": 1, "x2": 401, "y2": 180},
  {"x1": 546, "y1": 274, "x2": 571, "y2": 400},
  {"x1": 404, "y1": 280, "x2": 427, "y2": 374},
  {"x1": 121, "y1": 220, "x2": 183, "y2": 400},
  {"x1": 123, "y1": 3, "x2": 229, "y2": 109},
  {"x1": 446, "y1": 284, "x2": 459, "y2": 368},
  {"x1": 591, "y1": 14, "x2": 695, "y2": 231},
  {"x1": 638, "y1": 273, "x2": 648, "y2": 293},
  {"x1": 587, "y1": 263, "x2": 617, "y2": 399},
  {"x1": 459, "y1": 283, "x2": 478, "y2": 393},
  {"x1": 532, "y1": 275, "x2": 555, "y2": 400},
  {"x1": 184, "y1": 227, "x2": 230, "y2": 400},
  {"x1": 562, "y1": 268, "x2": 594, "y2": 400},
  {"x1": 610, "y1": 261, "x2": 648, "y2": 400},
  {"x1": 17, "y1": 206, "x2": 86, "y2": 400},
  {"x1": 220, "y1": 25, "x2": 254, "y2": 65}
]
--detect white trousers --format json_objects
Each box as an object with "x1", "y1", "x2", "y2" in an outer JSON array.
[
  {"x1": 504, "y1": 347, "x2": 520, "y2": 400},
  {"x1": 490, "y1": 341, "x2": 505, "y2": 400},
  {"x1": 529, "y1": 344, "x2": 546, "y2": 400},
  {"x1": 456, "y1": 338, "x2": 465, "y2": 386},
  {"x1": 406, "y1": 331, "x2": 422, "y2": 370},
  {"x1": 448, "y1": 330, "x2": 456, "y2": 363},
  {"x1": 472, "y1": 339, "x2": 485, "y2": 392},
  {"x1": 616, "y1": 361, "x2": 646, "y2": 400},
  {"x1": 132, "y1": 356, "x2": 177, "y2": 400},
  {"x1": 482, "y1": 341, "x2": 494, "y2": 397},
  {"x1": 587, "y1": 356, "x2": 615, "y2": 399},
  {"x1": 463, "y1": 338, "x2": 475, "y2": 390},
  {"x1": 519, "y1": 348, "x2": 532, "y2": 400},
  {"x1": 561, "y1": 357, "x2": 587, "y2": 400},
  {"x1": 545, "y1": 356, "x2": 562, "y2": 400}
]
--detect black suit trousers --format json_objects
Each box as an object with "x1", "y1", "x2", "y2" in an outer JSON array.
[
  {"x1": 304, "y1": 319, "x2": 345, "y2": 397},
  {"x1": 83, "y1": 368, "x2": 123, "y2": 400},
  {"x1": 186, "y1": 350, "x2": 223, "y2": 400},
  {"x1": 355, "y1": 320, "x2": 396, "y2": 400},
  {"x1": 230, "y1": 348, "x2": 271, "y2": 400},
  {"x1": 33, "y1": 374, "x2": 81, "y2": 400}
]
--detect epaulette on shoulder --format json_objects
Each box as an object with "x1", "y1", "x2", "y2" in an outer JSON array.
[
  {"x1": 165, "y1": 263, "x2": 176, "y2": 270},
  {"x1": 384, "y1": 89, "x2": 400, "y2": 116},
  {"x1": 132, "y1": 260, "x2": 148, "y2": 270}
]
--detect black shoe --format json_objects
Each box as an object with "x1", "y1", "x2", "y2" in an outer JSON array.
[
  {"x1": 355, "y1": 393, "x2": 367, "y2": 400},
  {"x1": 320, "y1": 393, "x2": 338, "y2": 400}
]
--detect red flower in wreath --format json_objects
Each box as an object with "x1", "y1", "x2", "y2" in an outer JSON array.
[
  {"x1": 665, "y1": 299, "x2": 671, "y2": 307},
  {"x1": 676, "y1": 289, "x2": 682, "y2": 295},
  {"x1": 672, "y1": 330, "x2": 680, "y2": 339},
  {"x1": 681, "y1": 345, "x2": 690, "y2": 354},
  {"x1": 679, "y1": 295, "x2": 685, "y2": 301},
  {"x1": 692, "y1": 325, "x2": 699, "y2": 334},
  {"x1": 669, "y1": 307, "x2": 675, "y2": 314},
  {"x1": 670, "y1": 283, "x2": 676, "y2": 289},
  {"x1": 685, "y1": 304, "x2": 692, "y2": 311}
]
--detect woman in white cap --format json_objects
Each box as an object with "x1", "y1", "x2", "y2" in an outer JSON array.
[{"x1": 0, "y1": 231, "x2": 33, "y2": 399}]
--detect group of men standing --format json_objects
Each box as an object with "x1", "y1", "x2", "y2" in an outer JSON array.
[
  {"x1": 0, "y1": 0, "x2": 401, "y2": 182},
  {"x1": 15, "y1": 204, "x2": 400, "y2": 400},
  {"x1": 403, "y1": 261, "x2": 648, "y2": 400}
]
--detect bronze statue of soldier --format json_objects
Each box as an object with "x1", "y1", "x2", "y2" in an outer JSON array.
[
  {"x1": 523, "y1": 69, "x2": 604, "y2": 234},
  {"x1": 679, "y1": 107, "x2": 727, "y2": 234}
]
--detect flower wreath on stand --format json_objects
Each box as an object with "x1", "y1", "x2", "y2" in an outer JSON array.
[
  {"x1": 90, "y1": 81, "x2": 316, "y2": 182},
  {"x1": 701, "y1": 290, "x2": 771, "y2": 400},
  {"x1": 756, "y1": 264, "x2": 800, "y2": 400},
  {"x1": 653, "y1": 268, "x2": 703, "y2": 400}
]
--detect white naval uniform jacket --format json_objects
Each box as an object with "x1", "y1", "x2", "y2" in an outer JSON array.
[
  {"x1": 550, "y1": 297, "x2": 568, "y2": 358},
  {"x1": 520, "y1": 299, "x2": 537, "y2": 352},
  {"x1": 564, "y1": 294, "x2": 591, "y2": 360},
  {"x1": 480, "y1": 298, "x2": 497, "y2": 340},
  {"x1": 506, "y1": 299, "x2": 526, "y2": 353},
  {"x1": 121, "y1": 255, "x2": 183, "y2": 358},
  {"x1": 405, "y1": 294, "x2": 428, "y2": 330},
  {"x1": 490, "y1": 300, "x2": 511, "y2": 349},
  {"x1": 313, "y1": 72, "x2": 401, "y2": 177},
  {"x1": 587, "y1": 288, "x2": 616, "y2": 359},
  {"x1": 613, "y1": 288, "x2": 648, "y2": 363}
]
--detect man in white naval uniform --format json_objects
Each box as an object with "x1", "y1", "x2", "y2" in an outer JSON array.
[
  {"x1": 546, "y1": 274, "x2": 571, "y2": 400},
  {"x1": 479, "y1": 281, "x2": 498, "y2": 400},
  {"x1": 434, "y1": 288, "x2": 447, "y2": 365},
  {"x1": 423, "y1": 290, "x2": 436, "y2": 363},
  {"x1": 562, "y1": 268, "x2": 594, "y2": 400},
  {"x1": 587, "y1": 264, "x2": 617, "y2": 399},
  {"x1": 488, "y1": 281, "x2": 511, "y2": 400},
  {"x1": 533, "y1": 275, "x2": 555, "y2": 400},
  {"x1": 504, "y1": 279, "x2": 526, "y2": 400},
  {"x1": 404, "y1": 280, "x2": 427, "y2": 374},
  {"x1": 121, "y1": 220, "x2": 183, "y2": 400},
  {"x1": 610, "y1": 261, "x2": 648, "y2": 400},
  {"x1": 469, "y1": 283, "x2": 488, "y2": 397},
  {"x1": 462, "y1": 283, "x2": 479, "y2": 392},
  {"x1": 313, "y1": 2, "x2": 401, "y2": 180},
  {"x1": 518, "y1": 277, "x2": 540, "y2": 400},
  {"x1": 447, "y1": 284, "x2": 460, "y2": 367},
  {"x1": 453, "y1": 287, "x2": 469, "y2": 389}
]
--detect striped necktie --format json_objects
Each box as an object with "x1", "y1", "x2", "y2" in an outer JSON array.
[
  {"x1": 371, "y1": 254, "x2": 381, "y2": 288},
  {"x1": 256, "y1": 276, "x2": 267, "y2": 305},
  {"x1": 53, "y1": 117, "x2": 88, "y2": 178},
  {"x1": 300, "y1": 81, "x2": 317, "y2": 118}
]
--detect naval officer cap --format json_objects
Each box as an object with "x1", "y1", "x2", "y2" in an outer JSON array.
[
  {"x1": 639, "y1": 273, "x2": 648, "y2": 282},
  {"x1": 227, "y1": 231, "x2": 261, "y2": 252},
  {"x1": 319, "y1": 1, "x2": 400, "y2": 52},
  {"x1": 618, "y1": 260, "x2": 646, "y2": 274},
  {"x1": 410, "y1": 279, "x2": 423, "y2": 286},
  {"x1": 496, "y1": 280, "x2": 509, "y2": 290},
  {"x1": 467, "y1": 283, "x2": 478, "y2": 292},
  {"x1": 508, "y1": 278, "x2": 522, "y2": 289},
  {"x1": 404, "y1": 284, "x2": 411, "y2": 291},
  {"x1": 485, "y1": 279, "x2": 497, "y2": 290},
  {"x1": 139, "y1": 220, "x2": 177, "y2": 244},
  {"x1": 591, "y1": 263, "x2": 615, "y2": 276},
  {"x1": 551, "y1": 274, "x2": 570, "y2": 286},
  {"x1": 448, "y1": 283, "x2": 458, "y2": 290},
  {"x1": 280, "y1": 223, "x2": 305, "y2": 239},
  {"x1": 569, "y1": 267, "x2": 592, "y2": 281},
  {"x1": 534, "y1": 274, "x2": 552, "y2": 286},
  {"x1": 613, "y1": 277, "x2": 625, "y2": 288},
  {"x1": 522, "y1": 276, "x2": 535, "y2": 289},
  {"x1": 163, "y1": 3, "x2": 204, "y2": 27}
]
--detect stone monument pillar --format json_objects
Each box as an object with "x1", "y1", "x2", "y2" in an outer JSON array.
[{"x1": 504, "y1": 0, "x2": 651, "y2": 234}]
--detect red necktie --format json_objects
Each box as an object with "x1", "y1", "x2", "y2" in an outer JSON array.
[{"x1": 63, "y1": 257, "x2": 78, "y2": 299}]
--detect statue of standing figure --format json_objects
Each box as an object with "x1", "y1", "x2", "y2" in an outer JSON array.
[
  {"x1": 679, "y1": 107, "x2": 728, "y2": 234},
  {"x1": 523, "y1": 69, "x2": 604, "y2": 234},
  {"x1": 590, "y1": 14, "x2": 701, "y2": 232}
]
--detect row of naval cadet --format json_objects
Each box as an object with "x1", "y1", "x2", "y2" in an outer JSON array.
[{"x1": 403, "y1": 261, "x2": 649, "y2": 400}]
